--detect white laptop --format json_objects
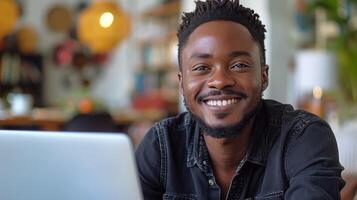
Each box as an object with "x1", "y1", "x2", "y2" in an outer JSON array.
[{"x1": 0, "y1": 130, "x2": 143, "y2": 200}]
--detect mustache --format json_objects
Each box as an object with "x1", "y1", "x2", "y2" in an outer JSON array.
[{"x1": 197, "y1": 89, "x2": 248, "y2": 102}]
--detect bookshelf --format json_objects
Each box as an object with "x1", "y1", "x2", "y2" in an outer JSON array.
[
  {"x1": 0, "y1": 53, "x2": 43, "y2": 107},
  {"x1": 134, "y1": 1, "x2": 180, "y2": 116}
]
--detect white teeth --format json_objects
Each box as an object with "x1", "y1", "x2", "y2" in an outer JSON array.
[
  {"x1": 206, "y1": 98, "x2": 238, "y2": 107},
  {"x1": 222, "y1": 100, "x2": 227, "y2": 106}
]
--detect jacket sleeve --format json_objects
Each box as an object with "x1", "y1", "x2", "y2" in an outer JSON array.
[
  {"x1": 135, "y1": 126, "x2": 164, "y2": 200},
  {"x1": 284, "y1": 121, "x2": 345, "y2": 199}
]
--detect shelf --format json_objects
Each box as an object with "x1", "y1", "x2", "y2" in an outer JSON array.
[
  {"x1": 0, "y1": 53, "x2": 44, "y2": 106},
  {"x1": 135, "y1": 1, "x2": 181, "y2": 116},
  {"x1": 138, "y1": 31, "x2": 177, "y2": 46},
  {"x1": 142, "y1": 1, "x2": 180, "y2": 18}
]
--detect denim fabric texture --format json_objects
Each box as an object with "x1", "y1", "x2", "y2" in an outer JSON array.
[{"x1": 136, "y1": 99, "x2": 345, "y2": 200}]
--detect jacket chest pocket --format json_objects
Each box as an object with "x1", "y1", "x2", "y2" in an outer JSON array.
[
  {"x1": 254, "y1": 191, "x2": 284, "y2": 200},
  {"x1": 163, "y1": 193, "x2": 198, "y2": 200}
]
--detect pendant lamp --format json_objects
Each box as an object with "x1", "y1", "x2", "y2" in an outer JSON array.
[
  {"x1": 77, "y1": 1, "x2": 131, "y2": 53},
  {"x1": 0, "y1": 0, "x2": 19, "y2": 39}
]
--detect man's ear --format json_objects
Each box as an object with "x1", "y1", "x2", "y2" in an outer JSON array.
[
  {"x1": 178, "y1": 72, "x2": 183, "y2": 95},
  {"x1": 262, "y1": 65, "x2": 269, "y2": 92}
]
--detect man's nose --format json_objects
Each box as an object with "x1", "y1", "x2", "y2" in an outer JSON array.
[{"x1": 207, "y1": 67, "x2": 235, "y2": 90}]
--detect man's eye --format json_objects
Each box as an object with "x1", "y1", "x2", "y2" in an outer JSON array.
[
  {"x1": 192, "y1": 65, "x2": 208, "y2": 71},
  {"x1": 230, "y1": 63, "x2": 250, "y2": 71}
]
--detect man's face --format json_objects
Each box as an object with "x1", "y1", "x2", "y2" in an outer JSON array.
[{"x1": 179, "y1": 20, "x2": 268, "y2": 136}]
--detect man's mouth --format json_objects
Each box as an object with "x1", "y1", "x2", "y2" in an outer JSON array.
[
  {"x1": 197, "y1": 90, "x2": 247, "y2": 109},
  {"x1": 204, "y1": 98, "x2": 239, "y2": 107}
]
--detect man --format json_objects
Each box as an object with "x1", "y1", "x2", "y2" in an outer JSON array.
[{"x1": 136, "y1": 0, "x2": 345, "y2": 199}]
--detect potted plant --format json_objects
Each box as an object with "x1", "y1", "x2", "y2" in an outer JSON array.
[{"x1": 303, "y1": 0, "x2": 357, "y2": 119}]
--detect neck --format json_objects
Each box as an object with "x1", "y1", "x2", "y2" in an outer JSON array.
[
  {"x1": 204, "y1": 118, "x2": 254, "y2": 171},
  {"x1": 203, "y1": 119, "x2": 254, "y2": 200}
]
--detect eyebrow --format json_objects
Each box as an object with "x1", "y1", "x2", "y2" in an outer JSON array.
[
  {"x1": 189, "y1": 51, "x2": 251, "y2": 60},
  {"x1": 228, "y1": 51, "x2": 251, "y2": 58},
  {"x1": 189, "y1": 53, "x2": 212, "y2": 60}
]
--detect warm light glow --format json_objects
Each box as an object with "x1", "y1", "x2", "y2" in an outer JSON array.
[
  {"x1": 78, "y1": 1, "x2": 131, "y2": 53},
  {"x1": 313, "y1": 86, "x2": 323, "y2": 100},
  {"x1": 99, "y1": 12, "x2": 114, "y2": 28},
  {"x1": 0, "y1": 0, "x2": 19, "y2": 39}
]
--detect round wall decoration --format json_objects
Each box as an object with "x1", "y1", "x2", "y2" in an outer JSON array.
[
  {"x1": 16, "y1": 25, "x2": 38, "y2": 53},
  {"x1": 46, "y1": 5, "x2": 73, "y2": 33}
]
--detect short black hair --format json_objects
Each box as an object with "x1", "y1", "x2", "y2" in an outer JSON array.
[{"x1": 177, "y1": 0, "x2": 267, "y2": 70}]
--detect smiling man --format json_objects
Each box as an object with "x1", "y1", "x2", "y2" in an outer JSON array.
[{"x1": 135, "y1": 0, "x2": 345, "y2": 199}]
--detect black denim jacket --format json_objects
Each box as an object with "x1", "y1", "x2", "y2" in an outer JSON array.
[{"x1": 136, "y1": 100, "x2": 345, "y2": 200}]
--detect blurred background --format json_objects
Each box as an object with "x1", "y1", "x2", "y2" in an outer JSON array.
[{"x1": 0, "y1": 0, "x2": 356, "y2": 173}]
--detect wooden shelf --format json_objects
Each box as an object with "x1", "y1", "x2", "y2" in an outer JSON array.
[{"x1": 142, "y1": 1, "x2": 180, "y2": 18}]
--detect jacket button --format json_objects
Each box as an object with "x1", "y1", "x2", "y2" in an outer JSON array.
[
  {"x1": 203, "y1": 160, "x2": 207, "y2": 165},
  {"x1": 208, "y1": 179, "x2": 214, "y2": 186}
]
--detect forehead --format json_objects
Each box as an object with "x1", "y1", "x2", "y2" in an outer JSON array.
[{"x1": 182, "y1": 20, "x2": 259, "y2": 59}]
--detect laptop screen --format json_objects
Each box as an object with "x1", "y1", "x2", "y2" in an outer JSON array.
[{"x1": 0, "y1": 130, "x2": 143, "y2": 200}]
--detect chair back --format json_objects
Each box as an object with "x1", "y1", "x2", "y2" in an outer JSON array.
[{"x1": 63, "y1": 112, "x2": 117, "y2": 132}]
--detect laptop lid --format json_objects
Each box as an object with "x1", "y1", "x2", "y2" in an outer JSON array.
[{"x1": 0, "y1": 130, "x2": 143, "y2": 200}]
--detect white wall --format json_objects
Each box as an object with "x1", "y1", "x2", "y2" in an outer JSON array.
[{"x1": 267, "y1": 0, "x2": 295, "y2": 104}]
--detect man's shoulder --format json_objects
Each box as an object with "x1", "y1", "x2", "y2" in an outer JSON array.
[
  {"x1": 262, "y1": 99, "x2": 324, "y2": 127},
  {"x1": 258, "y1": 101, "x2": 343, "y2": 198},
  {"x1": 262, "y1": 99, "x2": 331, "y2": 145}
]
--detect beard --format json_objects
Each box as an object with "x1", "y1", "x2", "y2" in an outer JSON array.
[{"x1": 184, "y1": 98, "x2": 261, "y2": 139}]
